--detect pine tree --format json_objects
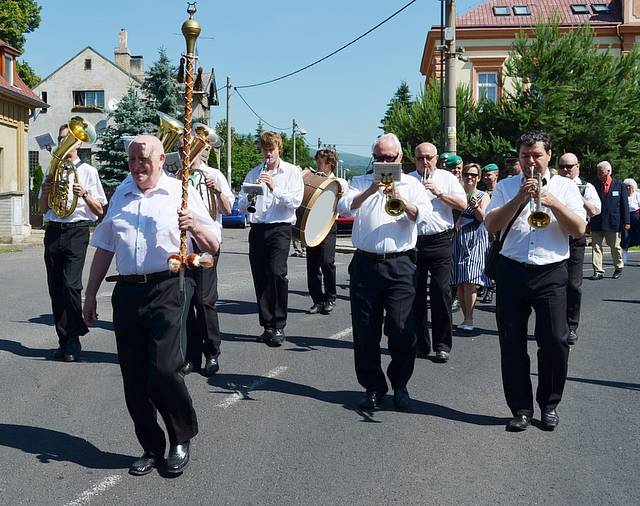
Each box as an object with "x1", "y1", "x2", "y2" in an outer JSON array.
[
  {"x1": 380, "y1": 81, "x2": 412, "y2": 131},
  {"x1": 142, "y1": 47, "x2": 181, "y2": 118},
  {"x1": 96, "y1": 88, "x2": 157, "y2": 188}
]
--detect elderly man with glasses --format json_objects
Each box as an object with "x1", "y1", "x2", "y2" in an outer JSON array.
[{"x1": 408, "y1": 142, "x2": 466, "y2": 362}]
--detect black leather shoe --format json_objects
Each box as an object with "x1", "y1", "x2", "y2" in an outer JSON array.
[
  {"x1": 321, "y1": 301, "x2": 335, "y2": 314},
  {"x1": 203, "y1": 356, "x2": 219, "y2": 376},
  {"x1": 358, "y1": 390, "x2": 386, "y2": 410},
  {"x1": 265, "y1": 329, "x2": 285, "y2": 347},
  {"x1": 63, "y1": 353, "x2": 77, "y2": 362},
  {"x1": 590, "y1": 272, "x2": 604, "y2": 280},
  {"x1": 612, "y1": 269, "x2": 623, "y2": 279},
  {"x1": 482, "y1": 289, "x2": 494, "y2": 304},
  {"x1": 181, "y1": 362, "x2": 196, "y2": 375},
  {"x1": 306, "y1": 303, "x2": 322, "y2": 314},
  {"x1": 393, "y1": 387, "x2": 411, "y2": 411},
  {"x1": 257, "y1": 329, "x2": 273, "y2": 343},
  {"x1": 506, "y1": 414, "x2": 531, "y2": 432},
  {"x1": 434, "y1": 350, "x2": 450, "y2": 363},
  {"x1": 416, "y1": 348, "x2": 430, "y2": 359},
  {"x1": 541, "y1": 408, "x2": 560, "y2": 431},
  {"x1": 567, "y1": 330, "x2": 578, "y2": 346},
  {"x1": 129, "y1": 452, "x2": 162, "y2": 476},
  {"x1": 165, "y1": 442, "x2": 190, "y2": 475},
  {"x1": 52, "y1": 347, "x2": 65, "y2": 359}
]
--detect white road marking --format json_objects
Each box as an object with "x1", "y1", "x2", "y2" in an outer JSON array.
[
  {"x1": 216, "y1": 365, "x2": 289, "y2": 409},
  {"x1": 64, "y1": 475, "x2": 122, "y2": 506},
  {"x1": 329, "y1": 327, "x2": 352, "y2": 341}
]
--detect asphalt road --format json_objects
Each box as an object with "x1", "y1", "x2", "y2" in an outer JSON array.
[{"x1": 0, "y1": 228, "x2": 638, "y2": 505}]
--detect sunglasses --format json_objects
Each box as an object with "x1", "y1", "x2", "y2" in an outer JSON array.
[
  {"x1": 373, "y1": 154, "x2": 398, "y2": 163},
  {"x1": 462, "y1": 172, "x2": 479, "y2": 178}
]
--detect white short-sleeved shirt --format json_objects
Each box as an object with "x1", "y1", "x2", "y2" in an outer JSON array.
[
  {"x1": 337, "y1": 173, "x2": 432, "y2": 254},
  {"x1": 91, "y1": 172, "x2": 221, "y2": 275},
  {"x1": 41, "y1": 159, "x2": 108, "y2": 223},
  {"x1": 407, "y1": 168, "x2": 465, "y2": 235},
  {"x1": 486, "y1": 171, "x2": 587, "y2": 265},
  {"x1": 571, "y1": 176, "x2": 601, "y2": 216},
  {"x1": 189, "y1": 162, "x2": 234, "y2": 221}
]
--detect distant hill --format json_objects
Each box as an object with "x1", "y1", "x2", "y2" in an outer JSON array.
[{"x1": 309, "y1": 149, "x2": 371, "y2": 176}]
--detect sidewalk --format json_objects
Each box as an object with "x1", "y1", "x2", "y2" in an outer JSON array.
[{"x1": 0, "y1": 228, "x2": 44, "y2": 249}]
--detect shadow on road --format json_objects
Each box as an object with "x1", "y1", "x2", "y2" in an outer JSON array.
[
  {"x1": 26, "y1": 314, "x2": 114, "y2": 332},
  {"x1": 0, "y1": 423, "x2": 132, "y2": 469},
  {"x1": 601, "y1": 298, "x2": 640, "y2": 305},
  {"x1": 0, "y1": 338, "x2": 119, "y2": 364},
  {"x1": 217, "y1": 299, "x2": 307, "y2": 316},
  {"x1": 221, "y1": 332, "x2": 352, "y2": 351},
  {"x1": 565, "y1": 375, "x2": 640, "y2": 391},
  {"x1": 208, "y1": 373, "x2": 507, "y2": 426}
]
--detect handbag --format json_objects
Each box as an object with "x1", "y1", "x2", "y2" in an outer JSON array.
[{"x1": 484, "y1": 202, "x2": 528, "y2": 279}]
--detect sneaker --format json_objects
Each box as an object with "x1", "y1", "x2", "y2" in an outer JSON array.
[
  {"x1": 567, "y1": 330, "x2": 578, "y2": 346},
  {"x1": 482, "y1": 288, "x2": 494, "y2": 304},
  {"x1": 451, "y1": 298, "x2": 460, "y2": 313}
]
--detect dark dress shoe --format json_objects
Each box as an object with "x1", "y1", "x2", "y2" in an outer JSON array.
[
  {"x1": 52, "y1": 347, "x2": 65, "y2": 360},
  {"x1": 321, "y1": 301, "x2": 335, "y2": 314},
  {"x1": 265, "y1": 329, "x2": 285, "y2": 347},
  {"x1": 434, "y1": 350, "x2": 450, "y2": 363},
  {"x1": 393, "y1": 387, "x2": 411, "y2": 411},
  {"x1": 306, "y1": 303, "x2": 322, "y2": 314},
  {"x1": 63, "y1": 353, "x2": 78, "y2": 362},
  {"x1": 129, "y1": 452, "x2": 162, "y2": 476},
  {"x1": 506, "y1": 414, "x2": 531, "y2": 432},
  {"x1": 165, "y1": 442, "x2": 190, "y2": 475},
  {"x1": 203, "y1": 356, "x2": 219, "y2": 376},
  {"x1": 541, "y1": 408, "x2": 560, "y2": 431},
  {"x1": 590, "y1": 272, "x2": 604, "y2": 280},
  {"x1": 181, "y1": 362, "x2": 197, "y2": 375},
  {"x1": 416, "y1": 348, "x2": 430, "y2": 359},
  {"x1": 612, "y1": 269, "x2": 623, "y2": 279},
  {"x1": 358, "y1": 390, "x2": 386, "y2": 410},
  {"x1": 567, "y1": 330, "x2": 578, "y2": 346},
  {"x1": 482, "y1": 289, "x2": 494, "y2": 304},
  {"x1": 257, "y1": 329, "x2": 273, "y2": 343}
]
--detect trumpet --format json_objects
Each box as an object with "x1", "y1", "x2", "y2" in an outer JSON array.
[
  {"x1": 381, "y1": 173, "x2": 406, "y2": 216},
  {"x1": 527, "y1": 167, "x2": 551, "y2": 228},
  {"x1": 247, "y1": 160, "x2": 268, "y2": 214}
]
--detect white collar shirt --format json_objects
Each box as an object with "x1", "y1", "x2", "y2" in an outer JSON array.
[
  {"x1": 486, "y1": 171, "x2": 587, "y2": 265},
  {"x1": 91, "y1": 172, "x2": 221, "y2": 275},
  {"x1": 337, "y1": 173, "x2": 432, "y2": 254},
  {"x1": 189, "y1": 162, "x2": 235, "y2": 222},
  {"x1": 41, "y1": 159, "x2": 108, "y2": 223},
  {"x1": 237, "y1": 159, "x2": 304, "y2": 225},
  {"x1": 571, "y1": 176, "x2": 601, "y2": 217},
  {"x1": 408, "y1": 168, "x2": 466, "y2": 235}
]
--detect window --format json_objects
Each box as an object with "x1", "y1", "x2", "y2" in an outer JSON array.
[
  {"x1": 4, "y1": 55, "x2": 14, "y2": 85},
  {"x1": 28, "y1": 151, "x2": 39, "y2": 173},
  {"x1": 513, "y1": 5, "x2": 531, "y2": 15},
  {"x1": 41, "y1": 91, "x2": 48, "y2": 113},
  {"x1": 570, "y1": 4, "x2": 589, "y2": 14},
  {"x1": 493, "y1": 6, "x2": 511, "y2": 16},
  {"x1": 84, "y1": 58, "x2": 92, "y2": 70},
  {"x1": 477, "y1": 72, "x2": 498, "y2": 103},
  {"x1": 591, "y1": 3, "x2": 611, "y2": 13},
  {"x1": 72, "y1": 90, "x2": 105, "y2": 110}
]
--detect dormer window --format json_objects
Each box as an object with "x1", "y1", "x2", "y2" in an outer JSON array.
[
  {"x1": 4, "y1": 55, "x2": 14, "y2": 86},
  {"x1": 570, "y1": 4, "x2": 589, "y2": 14},
  {"x1": 493, "y1": 6, "x2": 511, "y2": 16},
  {"x1": 513, "y1": 5, "x2": 531, "y2": 15},
  {"x1": 591, "y1": 3, "x2": 611, "y2": 13},
  {"x1": 84, "y1": 58, "x2": 92, "y2": 70}
]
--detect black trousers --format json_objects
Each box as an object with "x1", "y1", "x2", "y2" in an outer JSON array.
[
  {"x1": 185, "y1": 259, "x2": 221, "y2": 366},
  {"x1": 112, "y1": 275, "x2": 198, "y2": 454},
  {"x1": 249, "y1": 223, "x2": 291, "y2": 330},
  {"x1": 495, "y1": 256, "x2": 570, "y2": 417},
  {"x1": 306, "y1": 225, "x2": 337, "y2": 304},
  {"x1": 43, "y1": 222, "x2": 90, "y2": 353},
  {"x1": 567, "y1": 236, "x2": 586, "y2": 331},
  {"x1": 349, "y1": 252, "x2": 417, "y2": 393},
  {"x1": 413, "y1": 231, "x2": 454, "y2": 354}
]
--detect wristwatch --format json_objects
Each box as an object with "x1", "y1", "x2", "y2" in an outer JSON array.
[{"x1": 81, "y1": 191, "x2": 88, "y2": 199}]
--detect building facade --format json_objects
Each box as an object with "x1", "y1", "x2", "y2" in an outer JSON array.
[
  {"x1": 0, "y1": 39, "x2": 47, "y2": 243},
  {"x1": 421, "y1": 0, "x2": 640, "y2": 101}
]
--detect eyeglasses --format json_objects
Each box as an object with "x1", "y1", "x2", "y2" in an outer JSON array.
[
  {"x1": 415, "y1": 154, "x2": 437, "y2": 161},
  {"x1": 558, "y1": 164, "x2": 576, "y2": 170},
  {"x1": 373, "y1": 153, "x2": 398, "y2": 163},
  {"x1": 462, "y1": 172, "x2": 479, "y2": 178}
]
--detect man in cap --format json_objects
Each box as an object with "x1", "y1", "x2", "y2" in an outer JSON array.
[
  {"x1": 446, "y1": 155, "x2": 463, "y2": 182},
  {"x1": 481, "y1": 163, "x2": 499, "y2": 196}
]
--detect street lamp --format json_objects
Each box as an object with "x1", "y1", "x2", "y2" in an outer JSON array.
[
  {"x1": 292, "y1": 119, "x2": 307, "y2": 166},
  {"x1": 338, "y1": 159, "x2": 344, "y2": 179}
]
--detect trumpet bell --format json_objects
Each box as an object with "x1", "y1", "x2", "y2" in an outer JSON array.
[
  {"x1": 385, "y1": 198, "x2": 406, "y2": 216},
  {"x1": 528, "y1": 211, "x2": 551, "y2": 228}
]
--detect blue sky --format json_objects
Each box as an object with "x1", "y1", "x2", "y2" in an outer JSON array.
[{"x1": 24, "y1": 0, "x2": 478, "y2": 158}]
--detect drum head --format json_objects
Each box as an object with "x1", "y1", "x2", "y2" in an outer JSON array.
[{"x1": 301, "y1": 180, "x2": 340, "y2": 247}]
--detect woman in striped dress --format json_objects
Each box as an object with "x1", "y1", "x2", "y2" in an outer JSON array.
[{"x1": 451, "y1": 163, "x2": 492, "y2": 331}]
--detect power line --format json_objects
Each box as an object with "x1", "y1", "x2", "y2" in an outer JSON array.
[
  {"x1": 234, "y1": 88, "x2": 292, "y2": 131},
  {"x1": 235, "y1": 0, "x2": 418, "y2": 89}
]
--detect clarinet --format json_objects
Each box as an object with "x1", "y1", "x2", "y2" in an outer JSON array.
[{"x1": 247, "y1": 160, "x2": 268, "y2": 214}]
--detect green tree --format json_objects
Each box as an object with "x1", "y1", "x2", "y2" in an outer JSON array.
[
  {"x1": 0, "y1": 0, "x2": 42, "y2": 86},
  {"x1": 142, "y1": 48, "x2": 181, "y2": 118},
  {"x1": 215, "y1": 119, "x2": 262, "y2": 189},
  {"x1": 96, "y1": 88, "x2": 157, "y2": 188},
  {"x1": 380, "y1": 81, "x2": 412, "y2": 131}
]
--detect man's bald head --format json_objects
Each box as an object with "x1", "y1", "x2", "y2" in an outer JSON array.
[
  {"x1": 559, "y1": 153, "x2": 579, "y2": 166},
  {"x1": 414, "y1": 142, "x2": 438, "y2": 174},
  {"x1": 558, "y1": 152, "x2": 581, "y2": 180},
  {"x1": 128, "y1": 134, "x2": 166, "y2": 192},
  {"x1": 128, "y1": 134, "x2": 165, "y2": 158}
]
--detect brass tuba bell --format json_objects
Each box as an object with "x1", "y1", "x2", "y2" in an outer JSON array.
[
  {"x1": 156, "y1": 111, "x2": 184, "y2": 153},
  {"x1": 47, "y1": 116, "x2": 97, "y2": 218}
]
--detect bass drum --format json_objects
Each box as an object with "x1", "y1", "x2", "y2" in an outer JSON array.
[{"x1": 293, "y1": 170, "x2": 342, "y2": 247}]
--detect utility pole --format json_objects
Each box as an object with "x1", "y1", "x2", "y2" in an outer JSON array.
[
  {"x1": 317, "y1": 137, "x2": 322, "y2": 150},
  {"x1": 226, "y1": 76, "x2": 232, "y2": 185},
  {"x1": 444, "y1": 0, "x2": 457, "y2": 154},
  {"x1": 292, "y1": 119, "x2": 297, "y2": 166}
]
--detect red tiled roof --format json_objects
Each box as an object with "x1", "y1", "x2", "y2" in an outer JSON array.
[
  {"x1": 0, "y1": 38, "x2": 20, "y2": 54},
  {"x1": 458, "y1": 0, "x2": 622, "y2": 28},
  {"x1": 0, "y1": 38, "x2": 48, "y2": 108}
]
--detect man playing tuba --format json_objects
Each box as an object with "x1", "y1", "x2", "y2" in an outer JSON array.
[{"x1": 38, "y1": 122, "x2": 107, "y2": 362}]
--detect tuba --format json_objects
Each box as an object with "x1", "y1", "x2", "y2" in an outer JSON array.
[
  {"x1": 156, "y1": 111, "x2": 184, "y2": 153},
  {"x1": 381, "y1": 173, "x2": 406, "y2": 216},
  {"x1": 48, "y1": 116, "x2": 97, "y2": 218}
]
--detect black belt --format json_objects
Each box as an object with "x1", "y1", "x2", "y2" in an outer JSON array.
[
  {"x1": 106, "y1": 271, "x2": 180, "y2": 284},
  {"x1": 418, "y1": 229, "x2": 453, "y2": 242},
  {"x1": 356, "y1": 249, "x2": 415, "y2": 261},
  {"x1": 501, "y1": 255, "x2": 565, "y2": 270},
  {"x1": 47, "y1": 220, "x2": 92, "y2": 229}
]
